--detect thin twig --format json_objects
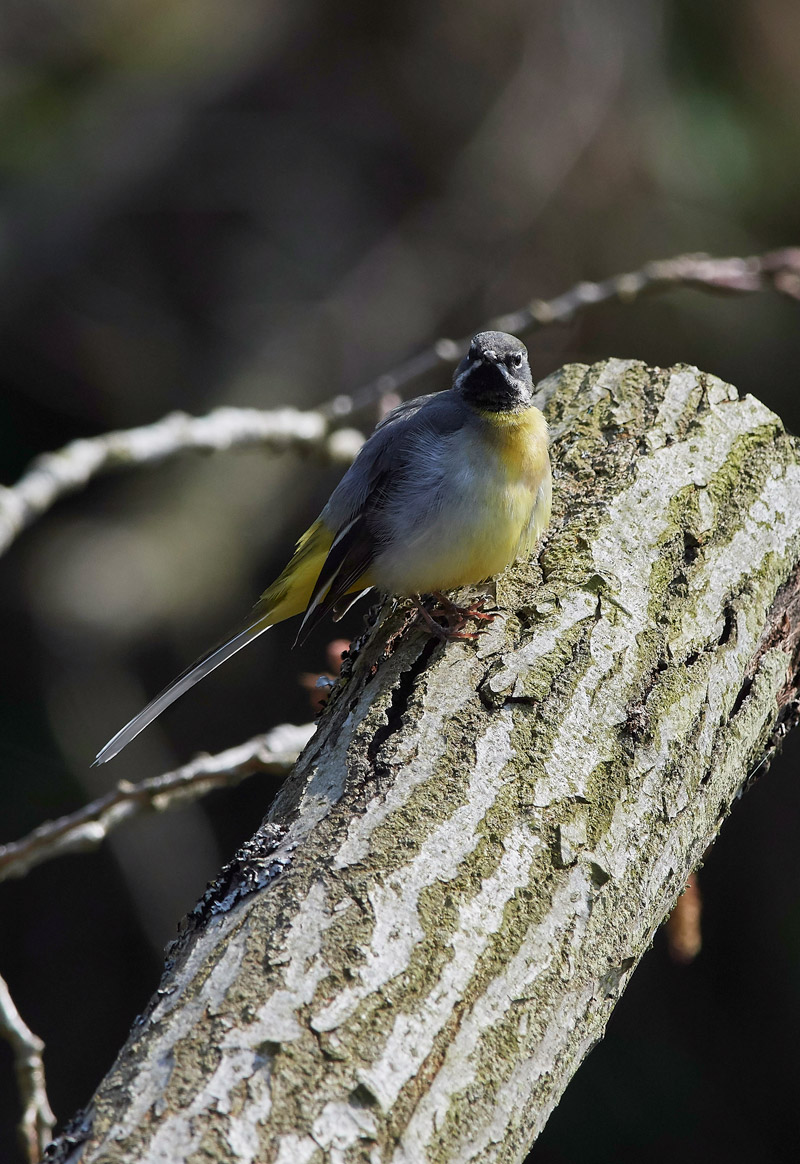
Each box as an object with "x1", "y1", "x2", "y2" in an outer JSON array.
[
  {"x1": 0, "y1": 723, "x2": 315, "y2": 883},
  {"x1": 322, "y1": 246, "x2": 800, "y2": 418},
  {"x1": 0, "y1": 972, "x2": 55, "y2": 1163},
  {"x1": 0, "y1": 407, "x2": 365, "y2": 558}
]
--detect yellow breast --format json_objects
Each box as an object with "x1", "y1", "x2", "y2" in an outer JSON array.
[
  {"x1": 372, "y1": 404, "x2": 551, "y2": 596},
  {"x1": 477, "y1": 405, "x2": 550, "y2": 487}
]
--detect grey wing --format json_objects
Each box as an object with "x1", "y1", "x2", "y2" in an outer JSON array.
[
  {"x1": 295, "y1": 391, "x2": 466, "y2": 642},
  {"x1": 373, "y1": 391, "x2": 445, "y2": 430},
  {"x1": 321, "y1": 389, "x2": 464, "y2": 530}
]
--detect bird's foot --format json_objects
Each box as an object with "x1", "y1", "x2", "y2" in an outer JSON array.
[
  {"x1": 431, "y1": 591, "x2": 497, "y2": 624},
  {"x1": 414, "y1": 601, "x2": 471, "y2": 640},
  {"x1": 414, "y1": 592, "x2": 497, "y2": 641}
]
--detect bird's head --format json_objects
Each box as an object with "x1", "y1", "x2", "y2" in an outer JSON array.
[{"x1": 453, "y1": 331, "x2": 533, "y2": 413}]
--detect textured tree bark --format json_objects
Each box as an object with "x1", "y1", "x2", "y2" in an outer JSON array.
[{"x1": 50, "y1": 360, "x2": 800, "y2": 1164}]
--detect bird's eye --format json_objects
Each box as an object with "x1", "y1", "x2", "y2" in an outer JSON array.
[{"x1": 511, "y1": 352, "x2": 523, "y2": 368}]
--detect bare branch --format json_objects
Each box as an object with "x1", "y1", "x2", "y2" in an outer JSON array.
[
  {"x1": 0, "y1": 972, "x2": 55, "y2": 1164},
  {"x1": 323, "y1": 246, "x2": 800, "y2": 418},
  {"x1": 2, "y1": 248, "x2": 797, "y2": 565},
  {"x1": 0, "y1": 407, "x2": 365, "y2": 558},
  {"x1": 494, "y1": 246, "x2": 800, "y2": 331},
  {"x1": 0, "y1": 723, "x2": 315, "y2": 883}
]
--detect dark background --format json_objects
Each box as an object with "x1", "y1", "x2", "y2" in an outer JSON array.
[{"x1": 1, "y1": 1, "x2": 799, "y2": 1161}]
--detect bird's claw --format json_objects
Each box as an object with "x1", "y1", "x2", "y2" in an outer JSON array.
[{"x1": 414, "y1": 592, "x2": 497, "y2": 641}]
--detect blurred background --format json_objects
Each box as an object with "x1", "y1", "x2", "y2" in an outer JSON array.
[{"x1": 1, "y1": 0, "x2": 800, "y2": 1160}]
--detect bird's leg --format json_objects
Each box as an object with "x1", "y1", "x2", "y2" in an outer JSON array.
[
  {"x1": 412, "y1": 597, "x2": 479, "y2": 641},
  {"x1": 430, "y1": 591, "x2": 497, "y2": 625},
  {"x1": 412, "y1": 591, "x2": 497, "y2": 641}
]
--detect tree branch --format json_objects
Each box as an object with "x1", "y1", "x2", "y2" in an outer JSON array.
[
  {"x1": 45, "y1": 358, "x2": 800, "y2": 1163},
  {"x1": 0, "y1": 972, "x2": 55, "y2": 1164},
  {"x1": 0, "y1": 408, "x2": 365, "y2": 558},
  {"x1": 323, "y1": 247, "x2": 800, "y2": 417},
  {"x1": 2, "y1": 249, "x2": 797, "y2": 564},
  {"x1": 0, "y1": 723, "x2": 314, "y2": 884}
]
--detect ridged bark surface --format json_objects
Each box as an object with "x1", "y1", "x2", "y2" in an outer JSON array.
[{"x1": 53, "y1": 360, "x2": 800, "y2": 1164}]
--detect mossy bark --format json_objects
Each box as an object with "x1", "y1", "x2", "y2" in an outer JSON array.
[{"x1": 51, "y1": 361, "x2": 800, "y2": 1164}]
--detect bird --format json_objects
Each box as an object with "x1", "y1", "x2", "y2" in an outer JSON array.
[{"x1": 94, "y1": 330, "x2": 551, "y2": 764}]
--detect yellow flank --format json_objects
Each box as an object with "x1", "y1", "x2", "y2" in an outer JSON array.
[
  {"x1": 254, "y1": 519, "x2": 333, "y2": 626},
  {"x1": 254, "y1": 519, "x2": 370, "y2": 627}
]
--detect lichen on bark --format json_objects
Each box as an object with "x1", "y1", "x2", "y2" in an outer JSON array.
[{"x1": 50, "y1": 359, "x2": 800, "y2": 1164}]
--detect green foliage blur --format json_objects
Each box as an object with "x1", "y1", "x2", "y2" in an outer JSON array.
[{"x1": 1, "y1": 2, "x2": 799, "y2": 1161}]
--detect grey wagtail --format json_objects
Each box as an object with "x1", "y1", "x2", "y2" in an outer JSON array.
[{"x1": 95, "y1": 330, "x2": 551, "y2": 764}]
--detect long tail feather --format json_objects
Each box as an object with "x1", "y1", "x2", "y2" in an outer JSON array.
[
  {"x1": 93, "y1": 619, "x2": 270, "y2": 765},
  {"x1": 93, "y1": 519, "x2": 335, "y2": 765}
]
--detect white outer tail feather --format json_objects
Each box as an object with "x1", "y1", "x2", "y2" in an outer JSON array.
[{"x1": 93, "y1": 620, "x2": 270, "y2": 765}]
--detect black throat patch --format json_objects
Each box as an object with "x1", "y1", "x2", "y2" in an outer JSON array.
[{"x1": 460, "y1": 360, "x2": 523, "y2": 412}]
